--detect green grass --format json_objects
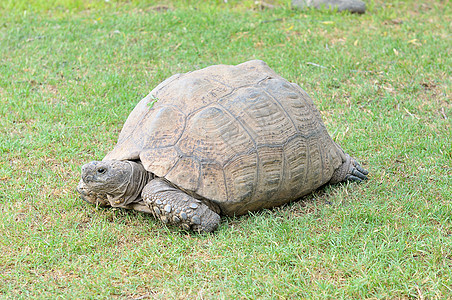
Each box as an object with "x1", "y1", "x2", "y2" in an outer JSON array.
[{"x1": 0, "y1": 0, "x2": 451, "y2": 298}]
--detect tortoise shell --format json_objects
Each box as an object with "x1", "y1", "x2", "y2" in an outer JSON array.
[{"x1": 104, "y1": 60, "x2": 342, "y2": 215}]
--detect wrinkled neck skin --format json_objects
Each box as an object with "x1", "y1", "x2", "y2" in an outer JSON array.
[{"x1": 107, "y1": 161, "x2": 153, "y2": 208}]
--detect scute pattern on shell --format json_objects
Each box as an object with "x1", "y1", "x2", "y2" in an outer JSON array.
[{"x1": 104, "y1": 60, "x2": 343, "y2": 216}]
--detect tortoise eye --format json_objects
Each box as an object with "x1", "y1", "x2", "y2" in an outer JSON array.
[{"x1": 97, "y1": 168, "x2": 106, "y2": 174}]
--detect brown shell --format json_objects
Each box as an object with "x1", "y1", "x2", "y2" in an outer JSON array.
[{"x1": 104, "y1": 60, "x2": 342, "y2": 216}]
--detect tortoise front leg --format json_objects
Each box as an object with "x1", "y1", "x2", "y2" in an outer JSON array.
[{"x1": 142, "y1": 178, "x2": 220, "y2": 233}]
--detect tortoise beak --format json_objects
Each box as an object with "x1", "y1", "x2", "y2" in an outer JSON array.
[
  {"x1": 83, "y1": 174, "x2": 94, "y2": 183},
  {"x1": 76, "y1": 179, "x2": 110, "y2": 207}
]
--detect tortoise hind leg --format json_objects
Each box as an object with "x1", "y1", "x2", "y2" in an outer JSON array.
[
  {"x1": 142, "y1": 178, "x2": 220, "y2": 233},
  {"x1": 330, "y1": 144, "x2": 369, "y2": 184}
]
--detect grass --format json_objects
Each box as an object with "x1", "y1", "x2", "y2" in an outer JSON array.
[{"x1": 0, "y1": 0, "x2": 451, "y2": 298}]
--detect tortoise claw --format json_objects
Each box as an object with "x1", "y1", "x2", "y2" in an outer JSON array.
[
  {"x1": 330, "y1": 154, "x2": 369, "y2": 184},
  {"x1": 345, "y1": 175, "x2": 364, "y2": 182},
  {"x1": 347, "y1": 158, "x2": 368, "y2": 182},
  {"x1": 354, "y1": 162, "x2": 369, "y2": 176}
]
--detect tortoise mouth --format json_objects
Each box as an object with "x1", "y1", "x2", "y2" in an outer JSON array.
[{"x1": 76, "y1": 179, "x2": 110, "y2": 207}]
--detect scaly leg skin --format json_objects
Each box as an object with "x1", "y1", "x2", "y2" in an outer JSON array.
[
  {"x1": 142, "y1": 178, "x2": 221, "y2": 233},
  {"x1": 330, "y1": 145, "x2": 369, "y2": 184}
]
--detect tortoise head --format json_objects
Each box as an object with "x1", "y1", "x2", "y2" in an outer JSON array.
[
  {"x1": 80, "y1": 160, "x2": 132, "y2": 193},
  {"x1": 78, "y1": 160, "x2": 150, "y2": 207}
]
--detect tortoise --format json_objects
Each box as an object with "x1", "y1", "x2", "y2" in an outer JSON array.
[{"x1": 77, "y1": 60, "x2": 368, "y2": 233}]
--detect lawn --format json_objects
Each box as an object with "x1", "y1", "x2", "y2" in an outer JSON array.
[{"x1": 0, "y1": 0, "x2": 451, "y2": 298}]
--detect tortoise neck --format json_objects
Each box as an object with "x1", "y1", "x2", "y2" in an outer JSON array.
[{"x1": 108, "y1": 161, "x2": 153, "y2": 207}]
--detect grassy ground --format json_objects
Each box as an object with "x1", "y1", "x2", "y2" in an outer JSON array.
[{"x1": 0, "y1": 0, "x2": 451, "y2": 298}]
